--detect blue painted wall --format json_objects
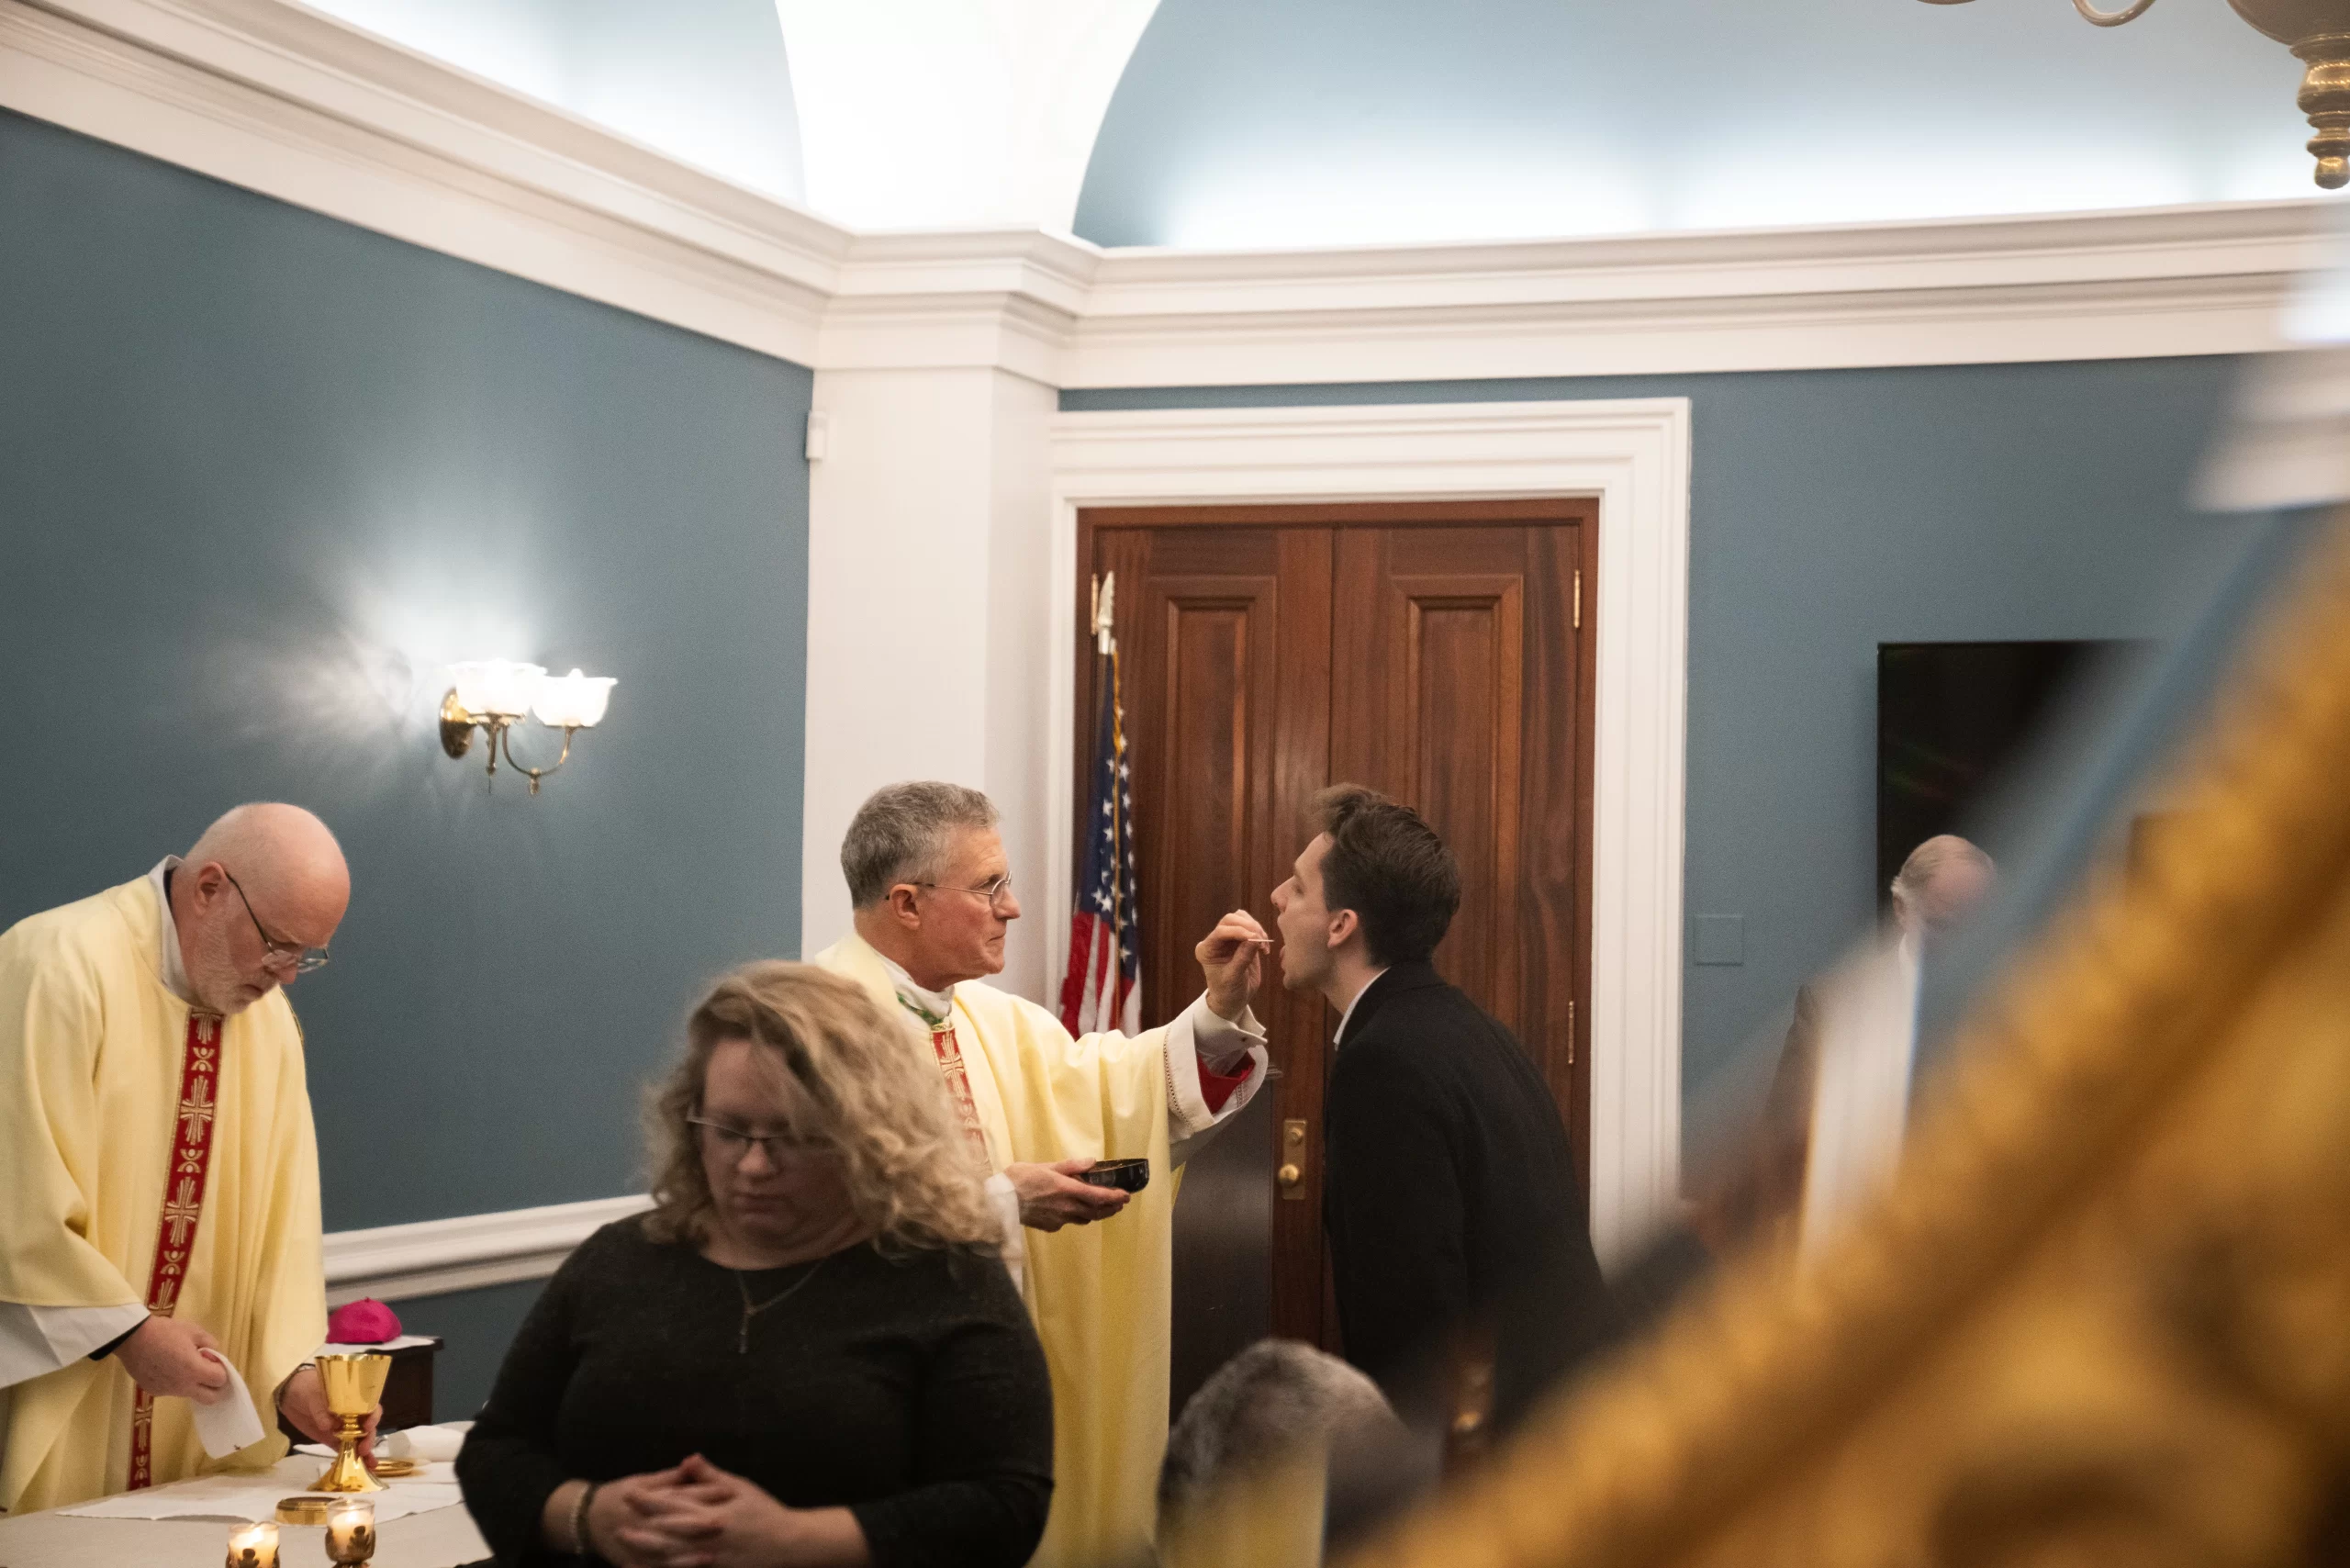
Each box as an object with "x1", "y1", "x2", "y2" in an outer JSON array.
[
  {"x1": 393, "y1": 1281, "x2": 550, "y2": 1418},
  {"x1": 0, "y1": 108, "x2": 809, "y2": 1242},
  {"x1": 1076, "y1": 0, "x2": 2333, "y2": 248},
  {"x1": 1061, "y1": 363, "x2": 2266, "y2": 1107}
]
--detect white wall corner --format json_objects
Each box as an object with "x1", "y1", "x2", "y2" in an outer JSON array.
[
  {"x1": 799, "y1": 364, "x2": 1065, "y2": 994},
  {"x1": 982, "y1": 371, "x2": 1064, "y2": 1002},
  {"x1": 1042, "y1": 399, "x2": 1693, "y2": 1268},
  {"x1": 774, "y1": 0, "x2": 1160, "y2": 233}
]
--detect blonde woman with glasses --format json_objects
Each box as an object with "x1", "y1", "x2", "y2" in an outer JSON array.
[{"x1": 456, "y1": 963, "x2": 1052, "y2": 1568}]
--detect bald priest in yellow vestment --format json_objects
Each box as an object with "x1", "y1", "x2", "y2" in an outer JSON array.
[
  {"x1": 0, "y1": 804, "x2": 361, "y2": 1513},
  {"x1": 814, "y1": 782, "x2": 1271, "y2": 1568}
]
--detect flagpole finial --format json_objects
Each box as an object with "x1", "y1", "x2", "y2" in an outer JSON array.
[{"x1": 1094, "y1": 570, "x2": 1117, "y2": 655}]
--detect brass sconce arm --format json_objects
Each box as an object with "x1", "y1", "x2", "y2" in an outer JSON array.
[
  {"x1": 439, "y1": 693, "x2": 583, "y2": 796},
  {"x1": 497, "y1": 716, "x2": 579, "y2": 795},
  {"x1": 2071, "y1": 0, "x2": 2159, "y2": 25},
  {"x1": 437, "y1": 663, "x2": 612, "y2": 796}
]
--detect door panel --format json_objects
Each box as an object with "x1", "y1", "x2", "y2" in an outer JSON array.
[
  {"x1": 1084, "y1": 524, "x2": 1333, "y2": 1411},
  {"x1": 1335, "y1": 526, "x2": 1584, "y2": 1186}
]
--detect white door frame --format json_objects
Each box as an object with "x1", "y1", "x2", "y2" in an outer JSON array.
[{"x1": 1042, "y1": 398, "x2": 1693, "y2": 1267}]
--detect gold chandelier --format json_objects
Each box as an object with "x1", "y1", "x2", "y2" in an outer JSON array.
[{"x1": 1922, "y1": 0, "x2": 2350, "y2": 188}]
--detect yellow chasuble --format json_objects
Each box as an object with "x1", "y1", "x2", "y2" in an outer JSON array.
[
  {"x1": 814, "y1": 932, "x2": 1177, "y2": 1568},
  {"x1": 0, "y1": 877, "x2": 325, "y2": 1512}
]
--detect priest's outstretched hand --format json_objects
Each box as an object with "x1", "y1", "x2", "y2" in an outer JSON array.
[
  {"x1": 1008, "y1": 1157, "x2": 1130, "y2": 1230},
  {"x1": 1194, "y1": 909, "x2": 1270, "y2": 1020}
]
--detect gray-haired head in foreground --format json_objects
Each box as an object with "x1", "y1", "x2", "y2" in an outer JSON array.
[
  {"x1": 1159, "y1": 1339, "x2": 1406, "y2": 1523},
  {"x1": 841, "y1": 782, "x2": 1000, "y2": 909}
]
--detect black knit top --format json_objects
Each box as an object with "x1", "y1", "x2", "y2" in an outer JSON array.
[{"x1": 455, "y1": 1216, "x2": 1052, "y2": 1568}]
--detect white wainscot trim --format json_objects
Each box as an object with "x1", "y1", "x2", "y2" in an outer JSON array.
[
  {"x1": 322, "y1": 1194, "x2": 653, "y2": 1306},
  {"x1": 2, "y1": 0, "x2": 2338, "y2": 386},
  {"x1": 1043, "y1": 399, "x2": 1692, "y2": 1269}
]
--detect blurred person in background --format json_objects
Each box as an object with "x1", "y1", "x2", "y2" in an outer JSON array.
[{"x1": 1699, "y1": 834, "x2": 1996, "y2": 1260}]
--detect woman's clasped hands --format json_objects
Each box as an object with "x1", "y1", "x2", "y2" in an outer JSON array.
[{"x1": 588, "y1": 1454, "x2": 867, "y2": 1568}]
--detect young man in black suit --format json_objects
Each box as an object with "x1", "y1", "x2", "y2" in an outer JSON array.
[{"x1": 1271, "y1": 786, "x2": 1618, "y2": 1441}]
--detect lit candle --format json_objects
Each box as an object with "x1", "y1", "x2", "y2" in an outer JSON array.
[
  {"x1": 326, "y1": 1496, "x2": 376, "y2": 1563},
  {"x1": 226, "y1": 1519, "x2": 278, "y2": 1568}
]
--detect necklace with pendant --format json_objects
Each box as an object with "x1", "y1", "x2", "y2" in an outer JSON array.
[{"x1": 732, "y1": 1256, "x2": 829, "y2": 1354}]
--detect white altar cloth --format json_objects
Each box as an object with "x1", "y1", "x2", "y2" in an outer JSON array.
[{"x1": 0, "y1": 1456, "x2": 489, "y2": 1567}]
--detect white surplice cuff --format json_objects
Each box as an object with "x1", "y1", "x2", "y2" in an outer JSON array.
[
  {"x1": 1165, "y1": 993, "x2": 1270, "y2": 1145},
  {"x1": 0, "y1": 1300, "x2": 150, "y2": 1389}
]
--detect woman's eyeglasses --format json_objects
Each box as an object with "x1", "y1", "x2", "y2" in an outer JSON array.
[{"x1": 689, "y1": 1116, "x2": 831, "y2": 1164}]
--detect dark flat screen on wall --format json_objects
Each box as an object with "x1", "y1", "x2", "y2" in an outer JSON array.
[{"x1": 1876, "y1": 640, "x2": 2126, "y2": 899}]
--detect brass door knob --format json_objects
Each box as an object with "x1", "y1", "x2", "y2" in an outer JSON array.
[{"x1": 1279, "y1": 1118, "x2": 1310, "y2": 1200}]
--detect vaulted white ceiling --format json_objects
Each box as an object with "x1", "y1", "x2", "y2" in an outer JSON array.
[{"x1": 302, "y1": 0, "x2": 2345, "y2": 247}]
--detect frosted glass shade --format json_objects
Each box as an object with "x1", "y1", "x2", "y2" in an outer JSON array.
[
  {"x1": 448, "y1": 660, "x2": 544, "y2": 719},
  {"x1": 532, "y1": 669, "x2": 616, "y2": 729}
]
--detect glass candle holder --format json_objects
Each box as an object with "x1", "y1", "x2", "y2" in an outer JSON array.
[
  {"x1": 226, "y1": 1519, "x2": 279, "y2": 1568},
  {"x1": 325, "y1": 1496, "x2": 376, "y2": 1565}
]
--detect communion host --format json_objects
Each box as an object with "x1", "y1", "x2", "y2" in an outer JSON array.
[{"x1": 1270, "y1": 785, "x2": 1618, "y2": 1440}]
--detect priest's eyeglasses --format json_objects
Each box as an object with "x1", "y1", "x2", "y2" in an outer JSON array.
[
  {"x1": 914, "y1": 874, "x2": 1015, "y2": 911},
  {"x1": 223, "y1": 870, "x2": 331, "y2": 974},
  {"x1": 689, "y1": 1117, "x2": 830, "y2": 1164}
]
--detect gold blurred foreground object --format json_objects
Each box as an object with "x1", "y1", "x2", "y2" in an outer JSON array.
[
  {"x1": 274, "y1": 1495, "x2": 334, "y2": 1526},
  {"x1": 1345, "y1": 509, "x2": 2350, "y2": 1568},
  {"x1": 308, "y1": 1355, "x2": 390, "y2": 1494}
]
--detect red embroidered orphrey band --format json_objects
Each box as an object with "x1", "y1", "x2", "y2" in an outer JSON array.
[
  {"x1": 926, "y1": 1021, "x2": 995, "y2": 1169},
  {"x1": 128, "y1": 1013, "x2": 223, "y2": 1491}
]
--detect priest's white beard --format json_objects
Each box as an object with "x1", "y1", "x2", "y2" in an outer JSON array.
[{"x1": 185, "y1": 915, "x2": 266, "y2": 1016}]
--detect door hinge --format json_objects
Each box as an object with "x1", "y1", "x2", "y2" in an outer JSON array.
[
  {"x1": 1567, "y1": 999, "x2": 1576, "y2": 1067},
  {"x1": 1572, "y1": 568, "x2": 1583, "y2": 632}
]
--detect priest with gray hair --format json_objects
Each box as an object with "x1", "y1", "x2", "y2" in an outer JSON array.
[{"x1": 812, "y1": 779, "x2": 1271, "y2": 1568}]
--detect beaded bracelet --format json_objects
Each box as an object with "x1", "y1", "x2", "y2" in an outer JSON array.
[{"x1": 571, "y1": 1481, "x2": 600, "y2": 1558}]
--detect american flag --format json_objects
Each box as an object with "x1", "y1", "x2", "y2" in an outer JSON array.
[{"x1": 1059, "y1": 577, "x2": 1142, "y2": 1036}]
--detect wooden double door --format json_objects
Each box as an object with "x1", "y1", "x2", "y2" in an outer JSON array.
[{"x1": 1074, "y1": 499, "x2": 1598, "y2": 1415}]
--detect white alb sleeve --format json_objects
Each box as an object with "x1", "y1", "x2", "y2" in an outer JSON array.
[{"x1": 0, "y1": 1300, "x2": 150, "y2": 1389}]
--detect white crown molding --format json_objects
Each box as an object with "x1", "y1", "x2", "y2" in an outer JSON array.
[
  {"x1": 3, "y1": 0, "x2": 843, "y2": 363},
  {"x1": 1064, "y1": 207, "x2": 2330, "y2": 385},
  {"x1": 6, "y1": 0, "x2": 2339, "y2": 385},
  {"x1": 321, "y1": 1194, "x2": 653, "y2": 1305},
  {"x1": 1043, "y1": 399, "x2": 1691, "y2": 1269}
]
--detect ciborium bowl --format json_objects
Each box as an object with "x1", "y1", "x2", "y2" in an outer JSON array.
[{"x1": 307, "y1": 1353, "x2": 390, "y2": 1494}]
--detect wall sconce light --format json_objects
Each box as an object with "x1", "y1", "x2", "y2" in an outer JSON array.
[{"x1": 439, "y1": 660, "x2": 615, "y2": 794}]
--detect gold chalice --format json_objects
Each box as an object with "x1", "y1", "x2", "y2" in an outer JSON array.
[{"x1": 307, "y1": 1353, "x2": 390, "y2": 1493}]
